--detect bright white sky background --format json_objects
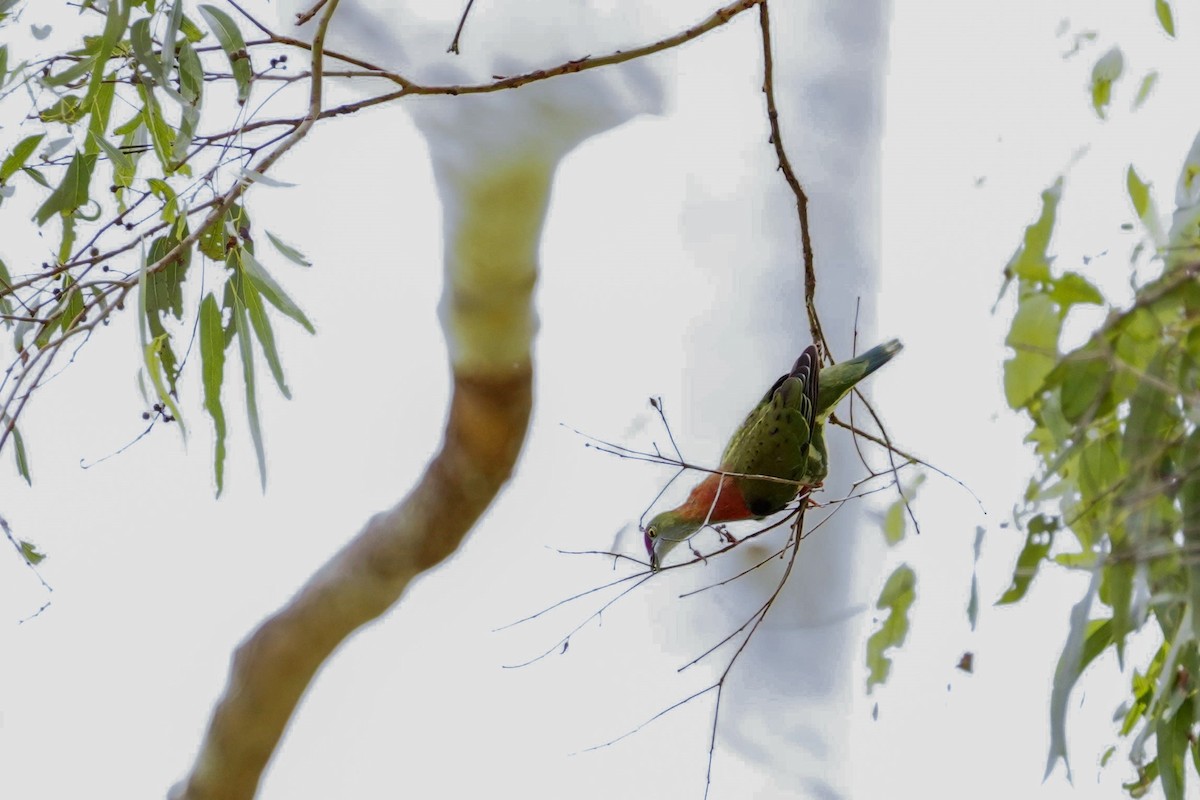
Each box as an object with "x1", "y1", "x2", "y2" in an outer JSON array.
[{"x1": 2, "y1": 1, "x2": 1199, "y2": 798}]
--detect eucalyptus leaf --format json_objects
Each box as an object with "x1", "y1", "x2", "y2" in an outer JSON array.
[
  {"x1": 1091, "y1": 47, "x2": 1124, "y2": 119},
  {"x1": 266, "y1": 230, "x2": 312, "y2": 267},
  {"x1": 239, "y1": 249, "x2": 314, "y2": 334},
  {"x1": 198, "y1": 5, "x2": 252, "y2": 104},
  {"x1": 230, "y1": 284, "x2": 266, "y2": 490},
  {"x1": 1044, "y1": 568, "x2": 1101, "y2": 781},
  {"x1": 0, "y1": 134, "x2": 44, "y2": 184},
  {"x1": 199, "y1": 293, "x2": 227, "y2": 496}
]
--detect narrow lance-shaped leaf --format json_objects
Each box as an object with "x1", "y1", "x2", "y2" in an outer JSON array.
[
  {"x1": 1156, "y1": 698, "x2": 1189, "y2": 800},
  {"x1": 198, "y1": 5, "x2": 252, "y2": 104},
  {"x1": 136, "y1": 82, "x2": 177, "y2": 173},
  {"x1": 199, "y1": 293, "x2": 227, "y2": 496},
  {"x1": 1, "y1": 134, "x2": 44, "y2": 185},
  {"x1": 143, "y1": 232, "x2": 191, "y2": 395},
  {"x1": 0, "y1": 256, "x2": 14, "y2": 323},
  {"x1": 1132, "y1": 71, "x2": 1158, "y2": 111},
  {"x1": 1079, "y1": 619, "x2": 1113, "y2": 673},
  {"x1": 5, "y1": 415, "x2": 31, "y2": 485},
  {"x1": 143, "y1": 333, "x2": 186, "y2": 435},
  {"x1": 129, "y1": 17, "x2": 167, "y2": 86},
  {"x1": 266, "y1": 230, "x2": 313, "y2": 267},
  {"x1": 33, "y1": 151, "x2": 98, "y2": 226},
  {"x1": 1181, "y1": 429, "x2": 1200, "y2": 637},
  {"x1": 92, "y1": 134, "x2": 135, "y2": 189},
  {"x1": 43, "y1": 47, "x2": 99, "y2": 88},
  {"x1": 1156, "y1": 0, "x2": 1176, "y2": 37},
  {"x1": 79, "y1": 0, "x2": 130, "y2": 113},
  {"x1": 234, "y1": 261, "x2": 291, "y2": 399},
  {"x1": 968, "y1": 525, "x2": 985, "y2": 630},
  {"x1": 22, "y1": 166, "x2": 50, "y2": 190},
  {"x1": 229, "y1": 282, "x2": 267, "y2": 490},
  {"x1": 239, "y1": 169, "x2": 297, "y2": 189},
  {"x1": 163, "y1": 0, "x2": 186, "y2": 77},
  {"x1": 58, "y1": 277, "x2": 85, "y2": 334},
  {"x1": 83, "y1": 79, "x2": 116, "y2": 158},
  {"x1": 171, "y1": 41, "x2": 204, "y2": 163},
  {"x1": 1126, "y1": 165, "x2": 1167, "y2": 246},
  {"x1": 1105, "y1": 558, "x2": 1134, "y2": 669},
  {"x1": 1044, "y1": 568, "x2": 1101, "y2": 781},
  {"x1": 177, "y1": 40, "x2": 204, "y2": 104},
  {"x1": 1090, "y1": 46, "x2": 1124, "y2": 119},
  {"x1": 1128, "y1": 165, "x2": 1150, "y2": 218},
  {"x1": 240, "y1": 249, "x2": 315, "y2": 333},
  {"x1": 138, "y1": 248, "x2": 185, "y2": 437}
]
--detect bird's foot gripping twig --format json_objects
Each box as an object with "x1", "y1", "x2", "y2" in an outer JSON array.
[{"x1": 713, "y1": 524, "x2": 738, "y2": 544}]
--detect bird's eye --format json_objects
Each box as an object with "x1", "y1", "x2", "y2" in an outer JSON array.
[{"x1": 647, "y1": 526, "x2": 657, "y2": 539}]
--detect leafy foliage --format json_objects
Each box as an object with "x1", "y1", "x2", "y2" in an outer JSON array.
[
  {"x1": 1001, "y1": 136, "x2": 1200, "y2": 800},
  {"x1": 866, "y1": 471, "x2": 923, "y2": 688},
  {"x1": 0, "y1": 1, "x2": 316, "y2": 491}
]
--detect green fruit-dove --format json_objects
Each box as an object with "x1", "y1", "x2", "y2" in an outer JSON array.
[{"x1": 644, "y1": 339, "x2": 902, "y2": 570}]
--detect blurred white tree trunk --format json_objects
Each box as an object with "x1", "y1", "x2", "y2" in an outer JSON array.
[{"x1": 663, "y1": 3, "x2": 891, "y2": 798}]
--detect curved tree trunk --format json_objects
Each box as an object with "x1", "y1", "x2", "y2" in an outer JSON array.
[{"x1": 173, "y1": 3, "x2": 663, "y2": 797}]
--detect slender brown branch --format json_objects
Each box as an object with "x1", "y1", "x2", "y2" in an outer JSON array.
[
  {"x1": 828, "y1": 414, "x2": 985, "y2": 511},
  {"x1": 757, "y1": 1, "x2": 827, "y2": 358},
  {"x1": 205, "y1": 0, "x2": 764, "y2": 149}
]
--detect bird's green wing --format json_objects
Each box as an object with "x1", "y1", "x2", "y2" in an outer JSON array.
[{"x1": 721, "y1": 346, "x2": 819, "y2": 517}]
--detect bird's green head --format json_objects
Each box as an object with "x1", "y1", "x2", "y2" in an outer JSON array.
[{"x1": 643, "y1": 510, "x2": 701, "y2": 571}]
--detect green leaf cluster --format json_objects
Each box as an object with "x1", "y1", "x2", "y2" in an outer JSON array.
[
  {"x1": 1001, "y1": 147, "x2": 1200, "y2": 797},
  {"x1": 866, "y1": 473, "x2": 924, "y2": 689},
  {"x1": 0, "y1": 2, "x2": 313, "y2": 495},
  {"x1": 142, "y1": 203, "x2": 316, "y2": 495}
]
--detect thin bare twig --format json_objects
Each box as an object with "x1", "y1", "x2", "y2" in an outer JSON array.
[
  {"x1": 294, "y1": 0, "x2": 330, "y2": 26},
  {"x1": 447, "y1": 0, "x2": 479, "y2": 54}
]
